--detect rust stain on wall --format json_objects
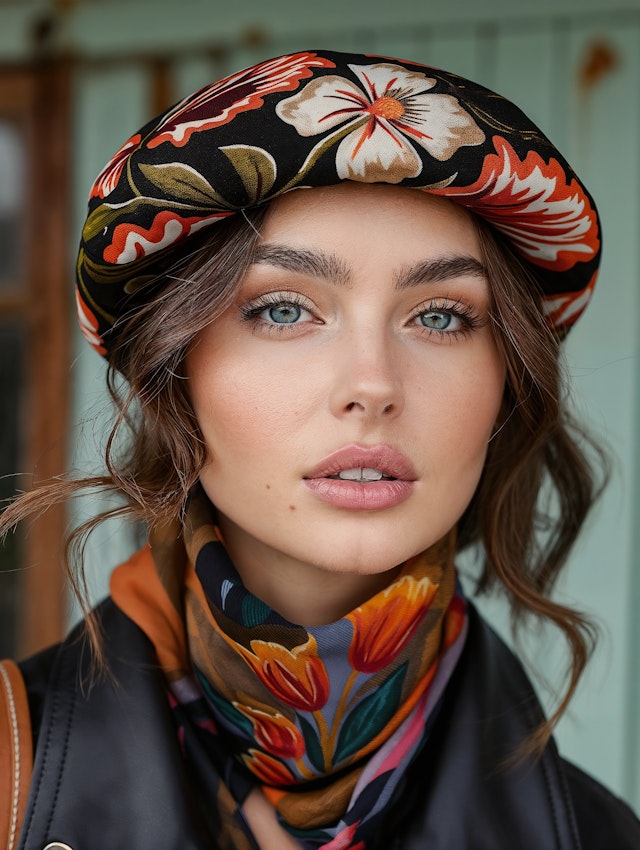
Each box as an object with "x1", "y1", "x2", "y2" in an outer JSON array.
[{"x1": 578, "y1": 40, "x2": 619, "y2": 93}]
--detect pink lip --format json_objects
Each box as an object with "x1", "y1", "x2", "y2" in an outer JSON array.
[
  {"x1": 303, "y1": 444, "x2": 416, "y2": 511},
  {"x1": 306, "y1": 444, "x2": 416, "y2": 480}
]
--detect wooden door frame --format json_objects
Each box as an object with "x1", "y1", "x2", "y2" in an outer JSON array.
[{"x1": 0, "y1": 60, "x2": 72, "y2": 657}]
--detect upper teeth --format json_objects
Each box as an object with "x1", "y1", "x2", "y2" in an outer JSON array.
[{"x1": 337, "y1": 467, "x2": 385, "y2": 481}]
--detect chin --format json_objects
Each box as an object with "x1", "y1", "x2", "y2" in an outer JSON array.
[{"x1": 305, "y1": 539, "x2": 429, "y2": 576}]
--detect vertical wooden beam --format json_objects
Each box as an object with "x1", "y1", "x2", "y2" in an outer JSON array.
[
  {"x1": 149, "y1": 56, "x2": 174, "y2": 116},
  {"x1": 18, "y1": 58, "x2": 72, "y2": 657}
]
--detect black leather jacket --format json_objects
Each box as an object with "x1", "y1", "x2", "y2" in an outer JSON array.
[{"x1": 16, "y1": 600, "x2": 640, "y2": 849}]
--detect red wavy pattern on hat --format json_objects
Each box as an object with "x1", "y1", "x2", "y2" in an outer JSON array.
[
  {"x1": 104, "y1": 209, "x2": 231, "y2": 265},
  {"x1": 147, "y1": 52, "x2": 336, "y2": 149},
  {"x1": 432, "y1": 136, "x2": 600, "y2": 272},
  {"x1": 90, "y1": 133, "x2": 143, "y2": 200},
  {"x1": 542, "y1": 271, "x2": 597, "y2": 329},
  {"x1": 76, "y1": 290, "x2": 107, "y2": 355}
]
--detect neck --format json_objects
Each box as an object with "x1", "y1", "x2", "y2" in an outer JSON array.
[{"x1": 216, "y1": 515, "x2": 402, "y2": 626}]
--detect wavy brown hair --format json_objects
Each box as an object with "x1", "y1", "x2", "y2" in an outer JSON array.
[
  {"x1": 1, "y1": 201, "x2": 607, "y2": 751},
  {"x1": 463, "y1": 221, "x2": 608, "y2": 751}
]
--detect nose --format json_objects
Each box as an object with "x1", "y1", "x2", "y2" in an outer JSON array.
[{"x1": 329, "y1": 334, "x2": 404, "y2": 423}]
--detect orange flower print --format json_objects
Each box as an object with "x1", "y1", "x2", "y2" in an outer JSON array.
[
  {"x1": 242, "y1": 748, "x2": 296, "y2": 786},
  {"x1": 234, "y1": 703, "x2": 305, "y2": 759},
  {"x1": 237, "y1": 636, "x2": 330, "y2": 712},
  {"x1": 147, "y1": 52, "x2": 336, "y2": 149},
  {"x1": 75, "y1": 289, "x2": 106, "y2": 356},
  {"x1": 442, "y1": 594, "x2": 466, "y2": 650},
  {"x1": 542, "y1": 271, "x2": 597, "y2": 331},
  {"x1": 347, "y1": 575, "x2": 437, "y2": 673},
  {"x1": 89, "y1": 132, "x2": 142, "y2": 199},
  {"x1": 432, "y1": 135, "x2": 600, "y2": 273},
  {"x1": 276, "y1": 62, "x2": 484, "y2": 182}
]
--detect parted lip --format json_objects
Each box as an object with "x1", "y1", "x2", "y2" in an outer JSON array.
[{"x1": 305, "y1": 444, "x2": 417, "y2": 481}]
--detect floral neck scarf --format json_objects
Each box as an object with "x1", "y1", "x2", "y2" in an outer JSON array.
[{"x1": 111, "y1": 490, "x2": 467, "y2": 849}]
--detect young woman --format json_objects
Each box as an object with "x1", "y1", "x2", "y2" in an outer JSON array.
[{"x1": 1, "y1": 49, "x2": 639, "y2": 850}]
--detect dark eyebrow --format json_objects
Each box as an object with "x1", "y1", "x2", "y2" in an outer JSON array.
[
  {"x1": 395, "y1": 256, "x2": 488, "y2": 290},
  {"x1": 251, "y1": 245, "x2": 487, "y2": 291},
  {"x1": 253, "y1": 244, "x2": 352, "y2": 287}
]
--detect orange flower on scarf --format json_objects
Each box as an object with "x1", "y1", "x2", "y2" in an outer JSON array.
[
  {"x1": 235, "y1": 703, "x2": 305, "y2": 759},
  {"x1": 237, "y1": 636, "x2": 330, "y2": 711},
  {"x1": 242, "y1": 748, "x2": 296, "y2": 785},
  {"x1": 443, "y1": 594, "x2": 466, "y2": 649},
  {"x1": 346, "y1": 575, "x2": 438, "y2": 673}
]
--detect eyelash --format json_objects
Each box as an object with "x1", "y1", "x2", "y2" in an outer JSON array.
[
  {"x1": 239, "y1": 292, "x2": 485, "y2": 338},
  {"x1": 409, "y1": 298, "x2": 485, "y2": 340},
  {"x1": 240, "y1": 292, "x2": 316, "y2": 333}
]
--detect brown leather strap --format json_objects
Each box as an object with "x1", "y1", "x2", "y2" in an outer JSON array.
[{"x1": 0, "y1": 660, "x2": 33, "y2": 850}]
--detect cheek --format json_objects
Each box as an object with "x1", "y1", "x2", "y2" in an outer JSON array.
[
  {"x1": 191, "y1": 355, "x2": 321, "y2": 467},
  {"x1": 194, "y1": 378, "x2": 265, "y2": 459},
  {"x1": 430, "y1": 353, "x2": 505, "y2": 472}
]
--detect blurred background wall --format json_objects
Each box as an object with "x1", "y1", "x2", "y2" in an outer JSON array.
[{"x1": 0, "y1": 0, "x2": 638, "y2": 814}]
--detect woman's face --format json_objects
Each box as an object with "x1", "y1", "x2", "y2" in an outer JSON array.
[{"x1": 187, "y1": 183, "x2": 505, "y2": 592}]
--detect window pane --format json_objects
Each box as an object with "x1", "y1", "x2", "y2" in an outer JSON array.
[
  {"x1": 0, "y1": 120, "x2": 26, "y2": 290},
  {"x1": 0, "y1": 322, "x2": 25, "y2": 657}
]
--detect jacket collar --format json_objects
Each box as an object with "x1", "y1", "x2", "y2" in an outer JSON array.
[{"x1": 19, "y1": 601, "x2": 581, "y2": 850}]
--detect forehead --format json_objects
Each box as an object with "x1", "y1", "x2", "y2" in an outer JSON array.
[{"x1": 258, "y1": 183, "x2": 481, "y2": 263}]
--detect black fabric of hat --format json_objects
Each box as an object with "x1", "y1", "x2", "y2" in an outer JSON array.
[{"x1": 76, "y1": 50, "x2": 601, "y2": 356}]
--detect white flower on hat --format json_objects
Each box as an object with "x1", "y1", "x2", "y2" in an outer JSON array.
[{"x1": 276, "y1": 62, "x2": 485, "y2": 182}]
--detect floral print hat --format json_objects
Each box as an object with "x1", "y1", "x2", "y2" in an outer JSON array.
[{"x1": 76, "y1": 50, "x2": 601, "y2": 356}]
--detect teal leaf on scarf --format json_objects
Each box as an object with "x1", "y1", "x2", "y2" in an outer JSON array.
[
  {"x1": 299, "y1": 714, "x2": 325, "y2": 772},
  {"x1": 334, "y1": 662, "x2": 408, "y2": 763},
  {"x1": 196, "y1": 667, "x2": 254, "y2": 736},
  {"x1": 241, "y1": 594, "x2": 271, "y2": 627},
  {"x1": 220, "y1": 145, "x2": 276, "y2": 203}
]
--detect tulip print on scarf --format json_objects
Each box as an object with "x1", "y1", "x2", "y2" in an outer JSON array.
[{"x1": 111, "y1": 488, "x2": 467, "y2": 850}]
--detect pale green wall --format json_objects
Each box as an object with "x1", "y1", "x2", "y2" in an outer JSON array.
[{"x1": 2, "y1": 0, "x2": 639, "y2": 813}]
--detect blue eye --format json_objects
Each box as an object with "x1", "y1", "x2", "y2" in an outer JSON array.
[
  {"x1": 267, "y1": 303, "x2": 302, "y2": 324},
  {"x1": 419, "y1": 310, "x2": 454, "y2": 330},
  {"x1": 240, "y1": 292, "x2": 316, "y2": 330}
]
